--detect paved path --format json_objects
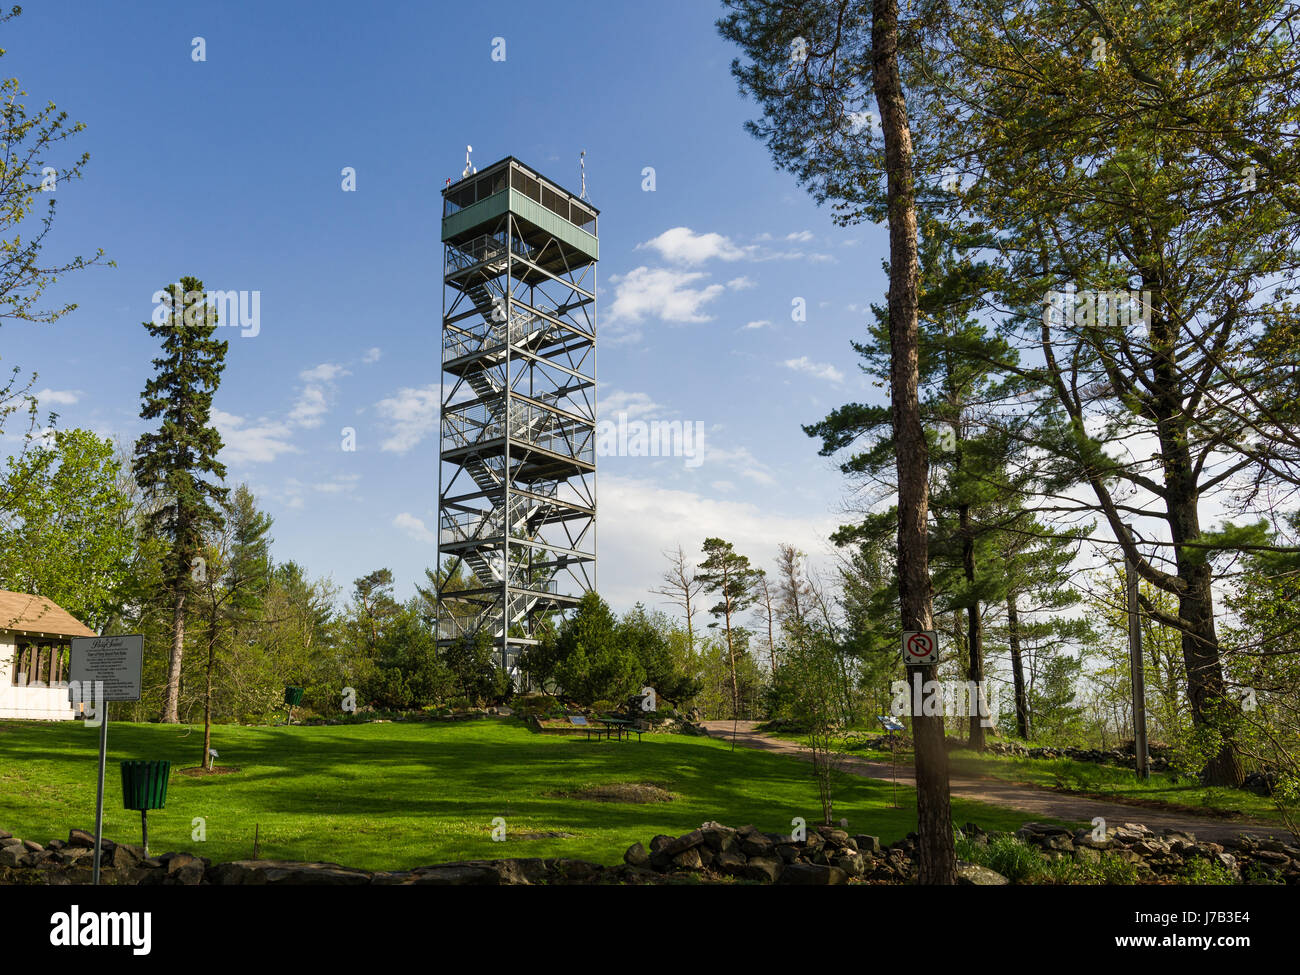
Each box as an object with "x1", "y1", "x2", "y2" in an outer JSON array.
[{"x1": 702, "y1": 720, "x2": 1296, "y2": 844}]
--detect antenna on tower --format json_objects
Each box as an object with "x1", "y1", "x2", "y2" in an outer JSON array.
[
  {"x1": 463, "y1": 145, "x2": 476, "y2": 179},
  {"x1": 579, "y1": 150, "x2": 587, "y2": 199}
]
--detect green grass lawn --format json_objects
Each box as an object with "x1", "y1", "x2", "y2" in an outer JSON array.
[{"x1": 0, "y1": 717, "x2": 1065, "y2": 870}]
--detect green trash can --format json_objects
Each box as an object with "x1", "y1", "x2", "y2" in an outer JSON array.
[
  {"x1": 120, "y1": 760, "x2": 170, "y2": 856},
  {"x1": 284, "y1": 685, "x2": 305, "y2": 725}
]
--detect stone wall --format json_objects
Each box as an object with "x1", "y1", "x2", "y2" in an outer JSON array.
[{"x1": 3, "y1": 819, "x2": 1297, "y2": 886}]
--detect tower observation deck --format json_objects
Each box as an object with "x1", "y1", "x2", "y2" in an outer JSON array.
[{"x1": 435, "y1": 157, "x2": 598, "y2": 677}]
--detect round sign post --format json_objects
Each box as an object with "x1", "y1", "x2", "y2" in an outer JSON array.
[{"x1": 901, "y1": 629, "x2": 938, "y2": 666}]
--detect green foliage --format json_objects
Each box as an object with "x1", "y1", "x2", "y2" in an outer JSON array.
[
  {"x1": 0, "y1": 427, "x2": 132, "y2": 628},
  {"x1": 954, "y1": 831, "x2": 1142, "y2": 885},
  {"x1": 133, "y1": 278, "x2": 230, "y2": 593},
  {"x1": 440, "y1": 629, "x2": 500, "y2": 706},
  {"x1": 617, "y1": 603, "x2": 702, "y2": 706},
  {"x1": 552, "y1": 592, "x2": 639, "y2": 707}
]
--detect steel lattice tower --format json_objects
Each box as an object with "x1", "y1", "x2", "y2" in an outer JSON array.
[{"x1": 436, "y1": 157, "x2": 598, "y2": 677}]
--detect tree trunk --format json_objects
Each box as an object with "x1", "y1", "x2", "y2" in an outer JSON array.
[
  {"x1": 873, "y1": 0, "x2": 955, "y2": 884},
  {"x1": 959, "y1": 505, "x2": 986, "y2": 749},
  {"x1": 202, "y1": 626, "x2": 217, "y2": 770},
  {"x1": 1150, "y1": 322, "x2": 1242, "y2": 787},
  {"x1": 163, "y1": 588, "x2": 185, "y2": 723},
  {"x1": 1007, "y1": 595, "x2": 1030, "y2": 739}
]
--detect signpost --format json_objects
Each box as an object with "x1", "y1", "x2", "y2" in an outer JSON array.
[
  {"x1": 69, "y1": 635, "x2": 144, "y2": 885},
  {"x1": 901, "y1": 629, "x2": 938, "y2": 666},
  {"x1": 877, "y1": 714, "x2": 905, "y2": 808}
]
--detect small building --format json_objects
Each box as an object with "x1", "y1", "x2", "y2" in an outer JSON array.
[{"x1": 0, "y1": 590, "x2": 96, "y2": 720}]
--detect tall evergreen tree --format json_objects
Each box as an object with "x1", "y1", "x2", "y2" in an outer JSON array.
[
  {"x1": 698, "y1": 537, "x2": 763, "y2": 743},
  {"x1": 133, "y1": 277, "x2": 229, "y2": 723},
  {"x1": 719, "y1": 0, "x2": 960, "y2": 882}
]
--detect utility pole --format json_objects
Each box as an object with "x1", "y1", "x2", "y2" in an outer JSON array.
[{"x1": 1125, "y1": 527, "x2": 1150, "y2": 780}]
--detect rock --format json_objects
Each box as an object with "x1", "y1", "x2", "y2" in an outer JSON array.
[
  {"x1": 0, "y1": 829, "x2": 11, "y2": 840},
  {"x1": 1073, "y1": 829, "x2": 1111, "y2": 849},
  {"x1": 648, "y1": 834, "x2": 674, "y2": 853},
  {"x1": 957, "y1": 863, "x2": 1010, "y2": 885},
  {"x1": 68, "y1": 829, "x2": 95, "y2": 848},
  {"x1": 660, "y1": 829, "x2": 706, "y2": 857},
  {"x1": 21, "y1": 840, "x2": 42, "y2": 853},
  {"x1": 739, "y1": 832, "x2": 774, "y2": 858},
  {"x1": 670, "y1": 847, "x2": 704, "y2": 871},
  {"x1": 777, "y1": 862, "x2": 848, "y2": 885},
  {"x1": 1015, "y1": 822, "x2": 1072, "y2": 839},
  {"x1": 20, "y1": 849, "x2": 55, "y2": 868},
  {"x1": 742, "y1": 856, "x2": 782, "y2": 883},
  {"x1": 0, "y1": 846, "x2": 24, "y2": 868},
  {"x1": 109, "y1": 844, "x2": 146, "y2": 869},
  {"x1": 832, "y1": 854, "x2": 865, "y2": 879},
  {"x1": 208, "y1": 860, "x2": 372, "y2": 886},
  {"x1": 715, "y1": 849, "x2": 748, "y2": 876},
  {"x1": 775, "y1": 844, "x2": 800, "y2": 864},
  {"x1": 853, "y1": 834, "x2": 882, "y2": 854},
  {"x1": 165, "y1": 853, "x2": 204, "y2": 885},
  {"x1": 623, "y1": 842, "x2": 649, "y2": 868},
  {"x1": 819, "y1": 828, "x2": 851, "y2": 848},
  {"x1": 1074, "y1": 846, "x2": 1101, "y2": 865},
  {"x1": 700, "y1": 825, "x2": 735, "y2": 853}
]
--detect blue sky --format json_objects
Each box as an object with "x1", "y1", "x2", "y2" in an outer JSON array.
[{"x1": 2, "y1": 0, "x2": 890, "y2": 611}]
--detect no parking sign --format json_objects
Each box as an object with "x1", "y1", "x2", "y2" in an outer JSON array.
[{"x1": 901, "y1": 630, "x2": 938, "y2": 665}]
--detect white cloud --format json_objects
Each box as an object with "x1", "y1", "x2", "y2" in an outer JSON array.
[
  {"x1": 702, "y1": 440, "x2": 778, "y2": 486},
  {"x1": 637, "y1": 227, "x2": 748, "y2": 265},
  {"x1": 743, "y1": 320, "x2": 772, "y2": 330},
  {"x1": 290, "y1": 362, "x2": 351, "y2": 428},
  {"x1": 362, "y1": 347, "x2": 382, "y2": 364},
  {"x1": 599, "y1": 389, "x2": 662, "y2": 421},
  {"x1": 35, "y1": 388, "x2": 81, "y2": 406},
  {"x1": 393, "y1": 512, "x2": 437, "y2": 545},
  {"x1": 212, "y1": 410, "x2": 301, "y2": 464},
  {"x1": 288, "y1": 386, "x2": 330, "y2": 427},
  {"x1": 375, "y1": 384, "x2": 440, "y2": 453},
  {"x1": 604, "y1": 266, "x2": 725, "y2": 326},
  {"x1": 783, "y1": 356, "x2": 845, "y2": 384},
  {"x1": 300, "y1": 362, "x2": 350, "y2": 383},
  {"x1": 726, "y1": 276, "x2": 756, "y2": 291},
  {"x1": 598, "y1": 474, "x2": 838, "y2": 611},
  {"x1": 786, "y1": 230, "x2": 815, "y2": 242}
]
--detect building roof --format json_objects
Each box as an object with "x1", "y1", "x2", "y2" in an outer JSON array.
[{"x1": 0, "y1": 590, "x2": 96, "y2": 638}]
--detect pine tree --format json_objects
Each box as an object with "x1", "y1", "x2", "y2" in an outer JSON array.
[
  {"x1": 698, "y1": 537, "x2": 763, "y2": 745},
  {"x1": 133, "y1": 278, "x2": 229, "y2": 723}
]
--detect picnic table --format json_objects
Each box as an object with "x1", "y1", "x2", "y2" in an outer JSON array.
[
  {"x1": 596, "y1": 715, "x2": 643, "y2": 742},
  {"x1": 565, "y1": 714, "x2": 643, "y2": 742}
]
